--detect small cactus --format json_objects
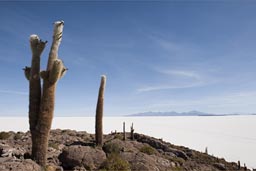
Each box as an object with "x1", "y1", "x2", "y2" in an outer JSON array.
[
  {"x1": 123, "y1": 122, "x2": 126, "y2": 141},
  {"x1": 95, "y1": 75, "x2": 106, "y2": 146},
  {"x1": 130, "y1": 123, "x2": 134, "y2": 140}
]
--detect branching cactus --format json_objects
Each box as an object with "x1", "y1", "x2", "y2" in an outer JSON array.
[
  {"x1": 95, "y1": 75, "x2": 106, "y2": 146},
  {"x1": 23, "y1": 21, "x2": 66, "y2": 166}
]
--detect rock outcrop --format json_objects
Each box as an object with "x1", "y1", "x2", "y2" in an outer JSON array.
[
  {"x1": 59, "y1": 145, "x2": 106, "y2": 170},
  {"x1": 0, "y1": 130, "x2": 250, "y2": 171},
  {"x1": 0, "y1": 159, "x2": 41, "y2": 171}
]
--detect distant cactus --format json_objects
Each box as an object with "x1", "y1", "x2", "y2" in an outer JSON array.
[
  {"x1": 130, "y1": 123, "x2": 134, "y2": 140},
  {"x1": 95, "y1": 75, "x2": 106, "y2": 146},
  {"x1": 244, "y1": 163, "x2": 247, "y2": 170},
  {"x1": 23, "y1": 21, "x2": 66, "y2": 166},
  {"x1": 123, "y1": 122, "x2": 126, "y2": 141}
]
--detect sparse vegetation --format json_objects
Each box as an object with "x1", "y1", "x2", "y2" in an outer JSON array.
[
  {"x1": 103, "y1": 142, "x2": 121, "y2": 154},
  {"x1": 0, "y1": 132, "x2": 11, "y2": 140},
  {"x1": 100, "y1": 153, "x2": 130, "y2": 171},
  {"x1": 114, "y1": 134, "x2": 123, "y2": 140},
  {"x1": 13, "y1": 133, "x2": 23, "y2": 140},
  {"x1": 171, "y1": 156, "x2": 185, "y2": 166},
  {"x1": 172, "y1": 167, "x2": 183, "y2": 171},
  {"x1": 139, "y1": 145, "x2": 156, "y2": 155},
  {"x1": 48, "y1": 142, "x2": 59, "y2": 150}
]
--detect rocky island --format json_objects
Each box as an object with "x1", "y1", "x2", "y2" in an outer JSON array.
[
  {"x1": 0, "y1": 129, "x2": 249, "y2": 171},
  {"x1": 0, "y1": 15, "x2": 252, "y2": 171}
]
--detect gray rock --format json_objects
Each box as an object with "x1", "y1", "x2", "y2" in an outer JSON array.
[
  {"x1": 73, "y1": 166, "x2": 87, "y2": 171},
  {"x1": 103, "y1": 138, "x2": 141, "y2": 154},
  {"x1": 167, "y1": 147, "x2": 189, "y2": 160},
  {"x1": 120, "y1": 152, "x2": 171, "y2": 171},
  {"x1": 164, "y1": 151, "x2": 176, "y2": 157},
  {"x1": 170, "y1": 162, "x2": 176, "y2": 167},
  {"x1": 0, "y1": 159, "x2": 41, "y2": 171},
  {"x1": 134, "y1": 133, "x2": 189, "y2": 160},
  {"x1": 0, "y1": 156, "x2": 12, "y2": 163},
  {"x1": 213, "y1": 163, "x2": 226, "y2": 170},
  {"x1": 0, "y1": 145, "x2": 27, "y2": 159},
  {"x1": 59, "y1": 145, "x2": 106, "y2": 170}
]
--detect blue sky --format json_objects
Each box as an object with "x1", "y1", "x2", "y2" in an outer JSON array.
[{"x1": 1, "y1": 1, "x2": 256, "y2": 116}]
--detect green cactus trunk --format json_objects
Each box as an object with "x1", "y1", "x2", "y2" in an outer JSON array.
[
  {"x1": 95, "y1": 75, "x2": 106, "y2": 146},
  {"x1": 24, "y1": 21, "x2": 66, "y2": 166}
]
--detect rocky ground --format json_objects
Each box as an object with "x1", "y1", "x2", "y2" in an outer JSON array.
[{"x1": 0, "y1": 129, "x2": 250, "y2": 171}]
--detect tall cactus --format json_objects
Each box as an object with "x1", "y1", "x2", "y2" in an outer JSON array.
[
  {"x1": 123, "y1": 122, "x2": 126, "y2": 141},
  {"x1": 95, "y1": 75, "x2": 106, "y2": 146},
  {"x1": 24, "y1": 21, "x2": 66, "y2": 166}
]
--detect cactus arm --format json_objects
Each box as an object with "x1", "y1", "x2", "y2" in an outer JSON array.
[
  {"x1": 40, "y1": 70, "x2": 49, "y2": 80},
  {"x1": 95, "y1": 75, "x2": 106, "y2": 146},
  {"x1": 46, "y1": 20, "x2": 64, "y2": 71},
  {"x1": 49, "y1": 59, "x2": 64, "y2": 84},
  {"x1": 23, "y1": 66, "x2": 31, "y2": 81},
  {"x1": 60, "y1": 67, "x2": 68, "y2": 79},
  {"x1": 30, "y1": 35, "x2": 47, "y2": 56}
]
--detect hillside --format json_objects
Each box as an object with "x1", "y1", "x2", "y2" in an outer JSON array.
[{"x1": 0, "y1": 129, "x2": 249, "y2": 171}]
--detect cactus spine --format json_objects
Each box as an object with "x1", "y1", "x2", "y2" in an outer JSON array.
[
  {"x1": 95, "y1": 75, "x2": 106, "y2": 146},
  {"x1": 24, "y1": 21, "x2": 66, "y2": 166}
]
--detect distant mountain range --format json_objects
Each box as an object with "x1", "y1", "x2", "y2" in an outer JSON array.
[{"x1": 127, "y1": 110, "x2": 256, "y2": 117}]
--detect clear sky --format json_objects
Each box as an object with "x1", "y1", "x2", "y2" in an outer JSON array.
[{"x1": 1, "y1": 1, "x2": 256, "y2": 116}]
